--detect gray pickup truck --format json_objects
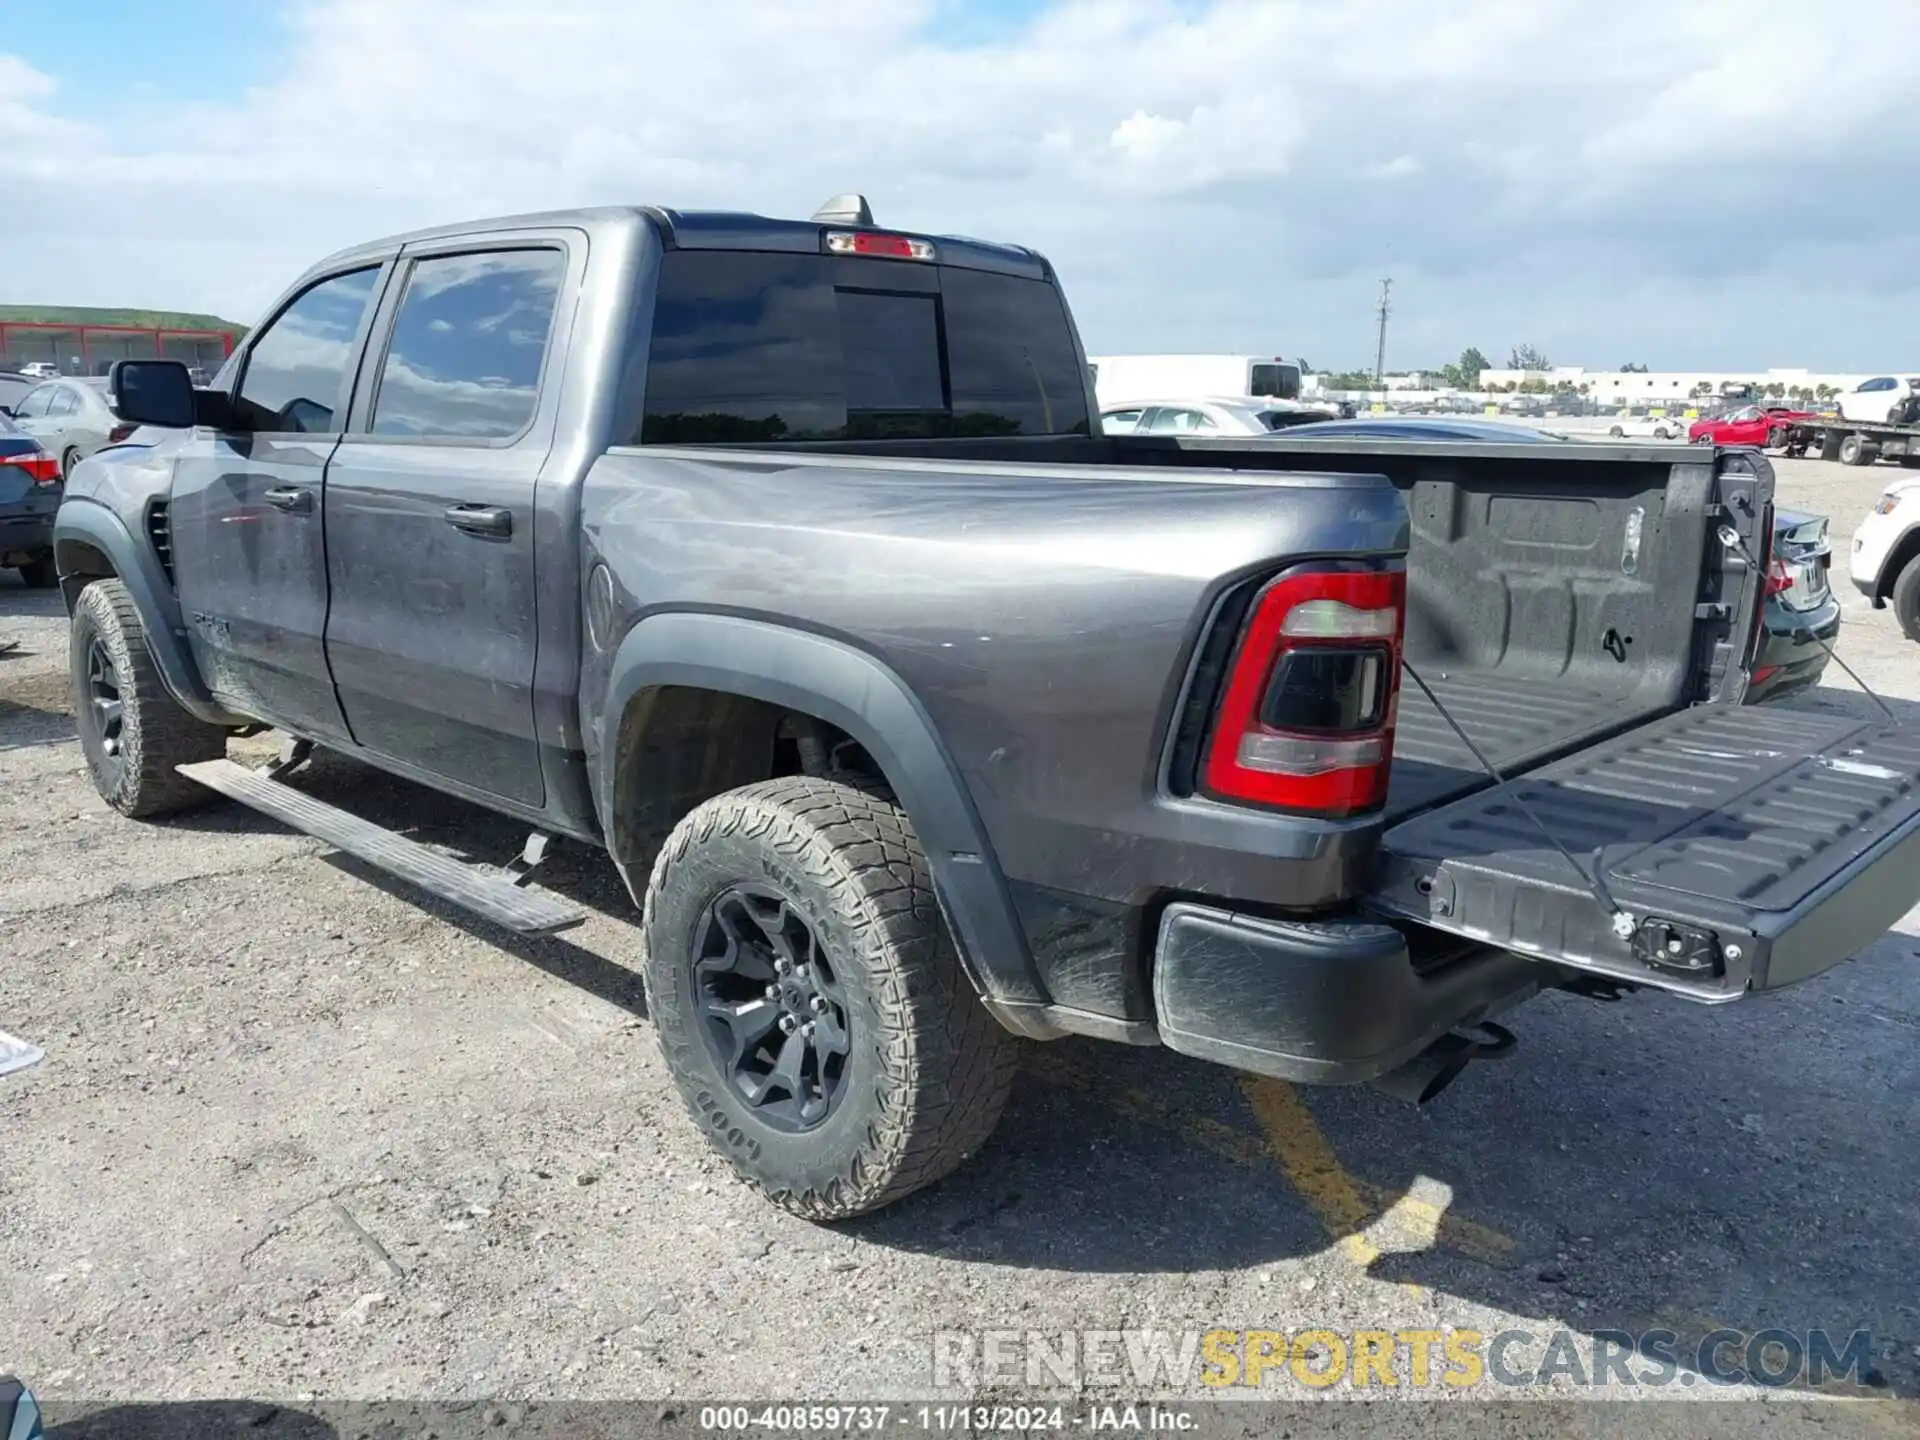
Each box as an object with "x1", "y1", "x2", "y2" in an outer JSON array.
[{"x1": 56, "y1": 196, "x2": 1920, "y2": 1219}]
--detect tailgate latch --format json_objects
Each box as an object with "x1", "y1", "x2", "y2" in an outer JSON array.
[{"x1": 1631, "y1": 918, "x2": 1724, "y2": 978}]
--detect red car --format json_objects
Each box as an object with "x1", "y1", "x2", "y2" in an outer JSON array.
[{"x1": 1688, "y1": 403, "x2": 1816, "y2": 449}]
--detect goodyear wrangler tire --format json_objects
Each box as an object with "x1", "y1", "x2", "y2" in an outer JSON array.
[
  {"x1": 69, "y1": 578, "x2": 226, "y2": 817},
  {"x1": 642, "y1": 775, "x2": 1018, "y2": 1219}
]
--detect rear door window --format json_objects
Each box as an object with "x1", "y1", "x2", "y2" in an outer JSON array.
[
  {"x1": 369, "y1": 248, "x2": 566, "y2": 439},
  {"x1": 636, "y1": 250, "x2": 1089, "y2": 443},
  {"x1": 47, "y1": 387, "x2": 77, "y2": 418}
]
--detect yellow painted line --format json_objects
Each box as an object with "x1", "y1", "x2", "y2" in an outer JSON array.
[
  {"x1": 1026, "y1": 1049, "x2": 1514, "y2": 1267},
  {"x1": 1241, "y1": 1075, "x2": 1380, "y2": 1268}
]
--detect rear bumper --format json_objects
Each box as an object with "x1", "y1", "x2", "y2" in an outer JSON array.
[
  {"x1": 1150, "y1": 903, "x2": 1546, "y2": 1084},
  {"x1": 1748, "y1": 597, "x2": 1838, "y2": 702},
  {"x1": 0, "y1": 506, "x2": 55, "y2": 562}
]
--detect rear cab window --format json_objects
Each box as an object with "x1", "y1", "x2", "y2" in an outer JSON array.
[{"x1": 634, "y1": 249, "x2": 1091, "y2": 443}]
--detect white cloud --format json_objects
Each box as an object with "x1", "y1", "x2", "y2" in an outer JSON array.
[{"x1": 2, "y1": 0, "x2": 1918, "y2": 368}]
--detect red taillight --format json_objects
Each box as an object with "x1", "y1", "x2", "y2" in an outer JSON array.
[
  {"x1": 108, "y1": 422, "x2": 138, "y2": 444},
  {"x1": 824, "y1": 230, "x2": 937, "y2": 261},
  {"x1": 1202, "y1": 569, "x2": 1405, "y2": 817},
  {"x1": 1, "y1": 451, "x2": 61, "y2": 485},
  {"x1": 1751, "y1": 665, "x2": 1780, "y2": 686},
  {"x1": 1765, "y1": 558, "x2": 1791, "y2": 597}
]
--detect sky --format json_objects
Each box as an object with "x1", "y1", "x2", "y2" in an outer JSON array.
[{"x1": 4, "y1": 0, "x2": 1919, "y2": 372}]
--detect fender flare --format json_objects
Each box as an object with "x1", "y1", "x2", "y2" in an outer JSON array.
[
  {"x1": 597, "y1": 611, "x2": 1046, "y2": 1012},
  {"x1": 53, "y1": 500, "x2": 243, "y2": 726}
]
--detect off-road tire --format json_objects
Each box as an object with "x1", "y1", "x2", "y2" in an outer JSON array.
[
  {"x1": 17, "y1": 557, "x2": 56, "y2": 588},
  {"x1": 642, "y1": 775, "x2": 1018, "y2": 1219},
  {"x1": 1891, "y1": 553, "x2": 1920, "y2": 645},
  {"x1": 70, "y1": 578, "x2": 226, "y2": 817}
]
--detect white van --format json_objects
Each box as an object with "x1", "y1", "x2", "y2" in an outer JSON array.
[{"x1": 1089, "y1": 354, "x2": 1304, "y2": 408}]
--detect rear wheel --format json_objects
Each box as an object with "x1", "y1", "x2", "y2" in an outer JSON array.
[
  {"x1": 16, "y1": 557, "x2": 56, "y2": 588},
  {"x1": 1892, "y1": 554, "x2": 1920, "y2": 644},
  {"x1": 69, "y1": 578, "x2": 226, "y2": 817},
  {"x1": 1766, "y1": 426, "x2": 1787, "y2": 450},
  {"x1": 642, "y1": 775, "x2": 1018, "y2": 1219},
  {"x1": 1608, "y1": 424, "x2": 1624, "y2": 438},
  {"x1": 1838, "y1": 434, "x2": 1876, "y2": 466},
  {"x1": 61, "y1": 448, "x2": 82, "y2": 480}
]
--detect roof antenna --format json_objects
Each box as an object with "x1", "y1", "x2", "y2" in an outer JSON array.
[{"x1": 812, "y1": 193, "x2": 874, "y2": 226}]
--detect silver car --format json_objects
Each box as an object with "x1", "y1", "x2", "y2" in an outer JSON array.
[{"x1": 8, "y1": 377, "x2": 131, "y2": 478}]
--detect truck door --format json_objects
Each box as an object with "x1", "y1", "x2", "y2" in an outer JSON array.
[
  {"x1": 168, "y1": 264, "x2": 388, "y2": 742},
  {"x1": 321, "y1": 241, "x2": 572, "y2": 807}
]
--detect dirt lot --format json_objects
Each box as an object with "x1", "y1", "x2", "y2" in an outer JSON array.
[{"x1": 3, "y1": 456, "x2": 1919, "y2": 1422}]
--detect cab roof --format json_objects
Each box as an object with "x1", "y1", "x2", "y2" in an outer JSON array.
[{"x1": 313, "y1": 204, "x2": 1052, "y2": 282}]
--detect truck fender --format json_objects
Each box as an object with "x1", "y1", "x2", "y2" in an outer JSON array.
[
  {"x1": 597, "y1": 611, "x2": 1048, "y2": 1016},
  {"x1": 52, "y1": 500, "x2": 242, "y2": 727}
]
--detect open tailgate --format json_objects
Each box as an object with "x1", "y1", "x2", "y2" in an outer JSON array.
[{"x1": 1371, "y1": 703, "x2": 1920, "y2": 999}]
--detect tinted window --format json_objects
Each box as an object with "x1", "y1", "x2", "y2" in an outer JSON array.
[
  {"x1": 236, "y1": 267, "x2": 380, "y2": 433},
  {"x1": 370, "y1": 249, "x2": 566, "y2": 439},
  {"x1": 836, "y1": 290, "x2": 944, "y2": 414},
  {"x1": 637, "y1": 251, "x2": 1089, "y2": 443},
  {"x1": 1249, "y1": 362, "x2": 1301, "y2": 400},
  {"x1": 1859, "y1": 378, "x2": 1894, "y2": 392}
]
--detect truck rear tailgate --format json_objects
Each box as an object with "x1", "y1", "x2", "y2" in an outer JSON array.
[{"x1": 1371, "y1": 703, "x2": 1920, "y2": 999}]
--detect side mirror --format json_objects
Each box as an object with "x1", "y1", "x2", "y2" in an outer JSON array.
[{"x1": 110, "y1": 359, "x2": 197, "y2": 429}]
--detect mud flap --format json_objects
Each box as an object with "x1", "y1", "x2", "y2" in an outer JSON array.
[{"x1": 1371, "y1": 703, "x2": 1920, "y2": 999}]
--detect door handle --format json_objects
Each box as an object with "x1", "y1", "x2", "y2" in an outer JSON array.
[
  {"x1": 444, "y1": 504, "x2": 513, "y2": 538},
  {"x1": 263, "y1": 485, "x2": 313, "y2": 514}
]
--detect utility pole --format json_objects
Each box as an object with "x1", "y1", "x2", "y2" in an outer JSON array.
[{"x1": 1373, "y1": 277, "x2": 1392, "y2": 386}]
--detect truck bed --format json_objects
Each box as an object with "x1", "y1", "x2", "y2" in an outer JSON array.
[
  {"x1": 1387, "y1": 670, "x2": 1649, "y2": 823},
  {"x1": 679, "y1": 431, "x2": 1736, "y2": 830}
]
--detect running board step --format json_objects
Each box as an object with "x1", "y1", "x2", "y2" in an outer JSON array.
[{"x1": 176, "y1": 758, "x2": 586, "y2": 936}]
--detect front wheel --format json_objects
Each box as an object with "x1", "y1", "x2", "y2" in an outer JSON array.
[
  {"x1": 69, "y1": 578, "x2": 227, "y2": 816},
  {"x1": 1608, "y1": 425, "x2": 1624, "y2": 438},
  {"x1": 1891, "y1": 554, "x2": 1920, "y2": 644},
  {"x1": 642, "y1": 776, "x2": 1018, "y2": 1219}
]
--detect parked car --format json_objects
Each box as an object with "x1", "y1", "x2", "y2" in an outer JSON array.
[
  {"x1": 1687, "y1": 404, "x2": 1817, "y2": 449},
  {"x1": 1282, "y1": 415, "x2": 1835, "y2": 701},
  {"x1": 1850, "y1": 477, "x2": 1920, "y2": 639},
  {"x1": 60, "y1": 198, "x2": 1918, "y2": 1219},
  {"x1": 1099, "y1": 396, "x2": 1333, "y2": 435},
  {"x1": 16, "y1": 362, "x2": 58, "y2": 380},
  {"x1": 1608, "y1": 413, "x2": 1686, "y2": 440},
  {"x1": 8, "y1": 377, "x2": 135, "y2": 478},
  {"x1": 0, "y1": 370, "x2": 32, "y2": 418},
  {"x1": 0, "y1": 413, "x2": 63, "y2": 586},
  {"x1": 1838, "y1": 376, "x2": 1920, "y2": 425}
]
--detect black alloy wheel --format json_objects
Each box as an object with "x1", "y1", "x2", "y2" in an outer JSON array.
[
  {"x1": 82, "y1": 635, "x2": 126, "y2": 785},
  {"x1": 693, "y1": 883, "x2": 852, "y2": 1132}
]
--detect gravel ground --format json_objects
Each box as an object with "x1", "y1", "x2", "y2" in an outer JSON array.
[{"x1": 2, "y1": 456, "x2": 1918, "y2": 1428}]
